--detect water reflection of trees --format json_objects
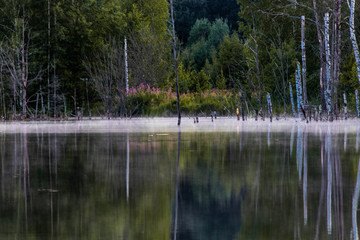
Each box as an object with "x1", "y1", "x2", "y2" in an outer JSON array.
[{"x1": 1, "y1": 126, "x2": 360, "y2": 239}]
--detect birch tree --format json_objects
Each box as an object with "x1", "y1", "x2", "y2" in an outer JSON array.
[
  {"x1": 349, "y1": 0, "x2": 360, "y2": 88},
  {"x1": 324, "y1": 13, "x2": 333, "y2": 120},
  {"x1": 301, "y1": 16, "x2": 307, "y2": 105}
]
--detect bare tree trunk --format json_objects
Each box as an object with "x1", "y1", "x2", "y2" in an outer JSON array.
[
  {"x1": 124, "y1": 37, "x2": 129, "y2": 95},
  {"x1": 47, "y1": 0, "x2": 51, "y2": 116},
  {"x1": 85, "y1": 79, "x2": 91, "y2": 119},
  {"x1": 289, "y1": 82, "x2": 297, "y2": 118},
  {"x1": 169, "y1": 0, "x2": 181, "y2": 125},
  {"x1": 356, "y1": 89, "x2": 360, "y2": 118},
  {"x1": 325, "y1": 13, "x2": 333, "y2": 120},
  {"x1": 266, "y1": 93, "x2": 272, "y2": 122},
  {"x1": 254, "y1": 37, "x2": 264, "y2": 120},
  {"x1": 350, "y1": 0, "x2": 360, "y2": 89},
  {"x1": 35, "y1": 93, "x2": 39, "y2": 119},
  {"x1": 296, "y1": 62, "x2": 304, "y2": 119},
  {"x1": 332, "y1": 0, "x2": 341, "y2": 116},
  {"x1": 53, "y1": 0, "x2": 57, "y2": 119},
  {"x1": 312, "y1": 0, "x2": 326, "y2": 108},
  {"x1": 21, "y1": 14, "x2": 27, "y2": 118},
  {"x1": 41, "y1": 86, "x2": 44, "y2": 117},
  {"x1": 301, "y1": 16, "x2": 307, "y2": 105}
]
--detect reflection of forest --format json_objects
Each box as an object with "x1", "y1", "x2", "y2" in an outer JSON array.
[{"x1": 0, "y1": 126, "x2": 359, "y2": 239}]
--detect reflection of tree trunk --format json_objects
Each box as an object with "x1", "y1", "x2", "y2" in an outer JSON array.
[
  {"x1": 290, "y1": 125, "x2": 295, "y2": 155},
  {"x1": 315, "y1": 136, "x2": 326, "y2": 240},
  {"x1": 255, "y1": 132, "x2": 261, "y2": 217},
  {"x1": 296, "y1": 126, "x2": 303, "y2": 181},
  {"x1": 303, "y1": 131, "x2": 307, "y2": 225},
  {"x1": 126, "y1": 133, "x2": 130, "y2": 201},
  {"x1": 356, "y1": 126, "x2": 360, "y2": 152},
  {"x1": 333, "y1": 148, "x2": 343, "y2": 239},
  {"x1": 48, "y1": 132, "x2": 54, "y2": 236},
  {"x1": 0, "y1": 132, "x2": 4, "y2": 198},
  {"x1": 326, "y1": 129, "x2": 332, "y2": 234},
  {"x1": 23, "y1": 131, "x2": 30, "y2": 231},
  {"x1": 169, "y1": 0, "x2": 181, "y2": 126},
  {"x1": 352, "y1": 157, "x2": 360, "y2": 240},
  {"x1": 173, "y1": 130, "x2": 181, "y2": 240}
]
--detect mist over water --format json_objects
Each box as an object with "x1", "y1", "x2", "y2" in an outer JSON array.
[{"x1": 0, "y1": 118, "x2": 359, "y2": 239}]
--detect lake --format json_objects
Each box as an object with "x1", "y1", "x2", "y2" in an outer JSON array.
[{"x1": 0, "y1": 118, "x2": 359, "y2": 239}]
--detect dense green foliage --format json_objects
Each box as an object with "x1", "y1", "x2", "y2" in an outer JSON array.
[{"x1": 0, "y1": 0, "x2": 359, "y2": 118}]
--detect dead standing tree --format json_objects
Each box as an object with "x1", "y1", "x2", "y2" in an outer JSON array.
[
  {"x1": 169, "y1": 0, "x2": 181, "y2": 125},
  {"x1": 0, "y1": 19, "x2": 41, "y2": 119},
  {"x1": 349, "y1": 0, "x2": 360, "y2": 91},
  {"x1": 127, "y1": 29, "x2": 170, "y2": 87},
  {"x1": 246, "y1": 33, "x2": 265, "y2": 120},
  {"x1": 84, "y1": 42, "x2": 124, "y2": 117}
]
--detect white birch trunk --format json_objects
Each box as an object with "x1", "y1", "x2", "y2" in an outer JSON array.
[
  {"x1": 289, "y1": 82, "x2": 297, "y2": 118},
  {"x1": 124, "y1": 37, "x2": 129, "y2": 95},
  {"x1": 356, "y1": 89, "x2": 360, "y2": 118},
  {"x1": 324, "y1": 13, "x2": 332, "y2": 119},
  {"x1": 301, "y1": 16, "x2": 307, "y2": 105},
  {"x1": 350, "y1": 0, "x2": 360, "y2": 87}
]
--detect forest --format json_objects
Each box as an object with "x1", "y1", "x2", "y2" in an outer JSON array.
[{"x1": 0, "y1": 0, "x2": 358, "y2": 119}]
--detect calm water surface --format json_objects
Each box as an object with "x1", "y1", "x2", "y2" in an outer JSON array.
[{"x1": 0, "y1": 119, "x2": 359, "y2": 240}]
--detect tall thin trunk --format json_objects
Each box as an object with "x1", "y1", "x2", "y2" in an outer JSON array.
[
  {"x1": 169, "y1": 0, "x2": 181, "y2": 125},
  {"x1": 301, "y1": 16, "x2": 307, "y2": 105},
  {"x1": 356, "y1": 89, "x2": 360, "y2": 117},
  {"x1": 324, "y1": 13, "x2": 333, "y2": 120},
  {"x1": 266, "y1": 93, "x2": 272, "y2": 122},
  {"x1": 47, "y1": 0, "x2": 51, "y2": 116},
  {"x1": 53, "y1": 0, "x2": 57, "y2": 118},
  {"x1": 254, "y1": 37, "x2": 264, "y2": 120},
  {"x1": 126, "y1": 133, "x2": 129, "y2": 201},
  {"x1": 312, "y1": 0, "x2": 326, "y2": 108},
  {"x1": 124, "y1": 37, "x2": 128, "y2": 95},
  {"x1": 333, "y1": 0, "x2": 341, "y2": 114},
  {"x1": 21, "y1": 14, "x2": 26, "y2": 118},
  {"x1": 303, "y1": 131, "x2": 307, "y2": 225},
  {"x1": 296, "y1": 62, "x2": 303, "y2": 119},
  {"x1": 350, "y1": 0, "x2": 360, "y2": 88},
  {"x1": 289, "y1": 82, "x2": 296, "y2": 118}
]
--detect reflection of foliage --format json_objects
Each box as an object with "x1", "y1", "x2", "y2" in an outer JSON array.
[{"x1": 1, "y1": 130, "x2": 359, "y2": 239}]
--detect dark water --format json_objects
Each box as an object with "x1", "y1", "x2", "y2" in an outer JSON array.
[{"x1": 0, "y1": 125, "x2": 360, "y2": 239}]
